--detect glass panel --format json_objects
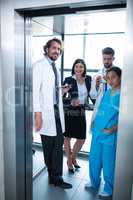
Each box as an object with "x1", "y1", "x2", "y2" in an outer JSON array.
[
  {"x1": 85, "y1": 33, "x2": 125, "y2": 70},
  {"x1": 64, "y1": 35, "x2": 84, "y2": 69},
  {"x1": 63, "y1": 70, "x2": 72, "y2": 80},
  {"x1": 65, "y1": 10, "x2": 126, "y2": 34},
  {"x1": 86, "y1": 71, "x2": 98, "y2": 78},
  {"x1": 32, "y1": 9, "x2": 126, "y2": 152},
  {"x1": 32, "y1": 16, "x2": 54, "y2": 36}
]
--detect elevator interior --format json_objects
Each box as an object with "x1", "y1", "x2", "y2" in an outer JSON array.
[{"x1": 31, "y1": 7, "x2": 127, "y2": 200}]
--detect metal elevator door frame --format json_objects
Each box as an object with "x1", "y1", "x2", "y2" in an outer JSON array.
[
  {"x1": 15, "y1": 12, "x2": 33, "y2": 200},
  {"x1": 22, "y1": 3, "x2": 127, "y2": 200},
  {"x1": 24, "y1": 16, "x2": 33, "y2": 200}
]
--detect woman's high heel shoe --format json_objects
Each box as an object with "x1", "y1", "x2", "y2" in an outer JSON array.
[
  {"x1": 67, "y1": 161, "x2": 75, "y2": 174},
  {"x1": 72, "y1": 158, "x2": 81, "y2": 169},
  {"x1": 74, "y1": 164, "x2": 81, "y2": 169},
  {"x1": 68, "y1": 168, "x2": 75, "y2": 174}
]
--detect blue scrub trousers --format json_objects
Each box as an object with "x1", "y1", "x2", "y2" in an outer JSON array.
[{"x1": 89, "y1": 138, "x2": 116, "y2": 195}]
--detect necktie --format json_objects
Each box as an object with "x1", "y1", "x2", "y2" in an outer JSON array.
[
  {"x1": 104, "y1": 82, "x2": 107, "y2": 91},
  {"x1": 51, "y1": 62, "x2": 59, "y2": 104}
]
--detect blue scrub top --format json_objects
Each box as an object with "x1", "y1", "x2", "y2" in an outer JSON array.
[{"x1": 91, "y1": 88, "x2": 120, "y2": 146}]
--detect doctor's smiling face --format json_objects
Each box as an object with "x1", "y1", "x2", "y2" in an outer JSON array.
[
  {"x1": 103, "y1": 54, "x2": 115, "y2": 69},
  {"x1": 102, "y1": 47, "x2": 115, "y2": 69},
  {"x1": 44, "y1": 38, "x2": 62, "y2": 61}
]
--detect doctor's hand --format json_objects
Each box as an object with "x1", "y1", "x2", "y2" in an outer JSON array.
[
  {"x1": 96, "y1": 76, "x2": 102, "y2": 90},
  {"x1": 35, "y1": 112, "x2": 42, "y2": 131}
]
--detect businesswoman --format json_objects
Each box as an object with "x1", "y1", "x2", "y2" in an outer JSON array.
[{"x1": 63, "y1": 58, "x2": 93, "y2": 173}]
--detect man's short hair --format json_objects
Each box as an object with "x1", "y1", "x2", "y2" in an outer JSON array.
[
  {"x1": 102, "y1": 47, "x2": 115, "y2": 56},
  {"x1": 43, "y1": 38, "x2": 63, "y2": 55}
]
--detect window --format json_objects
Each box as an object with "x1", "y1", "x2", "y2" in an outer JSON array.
[
  {"x1": 64, "y1": 35, "x2": 84, "y2": 69},
  {"x1": 32, "y1": 9, "x2": 126, "y2": 152}
]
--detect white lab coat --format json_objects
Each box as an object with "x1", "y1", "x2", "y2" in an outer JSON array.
[
  {"x1": 33, "y1": 57, "x2": 65, "y2": 136},
  {"x1": 90, "y1": 68, "x2": 106, "y2": 100},
  {"x1": 90, "y1": 67, "x2": 111, "y2": 124}
]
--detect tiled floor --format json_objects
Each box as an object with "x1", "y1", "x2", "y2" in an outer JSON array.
[{"x1": 33, "y1": 154, "x2": 106, "y2": 200}]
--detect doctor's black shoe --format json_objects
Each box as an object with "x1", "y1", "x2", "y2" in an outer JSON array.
[
  {"x1": 54, "y1": 179, "x2": 72, "y2": 189},
  {"x1": 48, "y1": 176, "x2": 54, "y2": 185}
]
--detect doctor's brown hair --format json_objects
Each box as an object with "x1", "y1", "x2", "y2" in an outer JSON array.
[
  {"x1": 43, "y1": 38, "x2": 63, "y2": 55},
  {"x1": 102, "y1": 47, "x2": 115, "y2": 56}
]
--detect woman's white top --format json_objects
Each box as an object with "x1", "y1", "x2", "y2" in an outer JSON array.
[{"x1": 77, "y1": 82, "x2": 88, "y2": 105}]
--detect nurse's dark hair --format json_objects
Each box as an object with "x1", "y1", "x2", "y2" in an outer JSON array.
[
  {"x1": 102, "y1": 47, "x2": 115, "y2": 56},
  {"x1": 107, "y1": 67, "x2": 122, "y2": 78},
  {"x1": 43, "y1": 38, "x2": 63, "y2": 55},
  {"x1": 71, "y1": 59, "x2": 86, "y2": 77}
]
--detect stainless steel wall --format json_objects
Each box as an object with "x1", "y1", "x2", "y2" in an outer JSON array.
[
  {"x1": 1, "y1": 1, "x2": 17, "y2": 199},
  {"x1": 131, "y1": 184, "x2": 133, "y2": 200},
  {"x1": 113, "y1": 0, "x2": 133, "y2": 199},
  {"x1": 0, "y1": 6, "x2": 5, "y2": 199},
  {"x1": 0, "y1": 64, "x2": 5, "y2": 200},
  {"x1": 0, "y1": 0, "x2": 130, "y2": 200}
]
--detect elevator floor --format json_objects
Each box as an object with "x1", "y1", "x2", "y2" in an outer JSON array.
[
  {"x1": 33, "y1": 155, "x2": 105, "y2": 200},
  {"x1": 33, "y1": 148, "x2": 45, "y2": 178}
]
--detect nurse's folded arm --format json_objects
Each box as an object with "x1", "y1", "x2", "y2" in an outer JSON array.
[{"x1": 102, "y1": 125, "x2": 118, "y2": 134}]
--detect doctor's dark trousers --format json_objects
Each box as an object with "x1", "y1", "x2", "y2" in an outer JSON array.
[{"x1": 41, "y1": 105, "x2": 64, "y2": 181}]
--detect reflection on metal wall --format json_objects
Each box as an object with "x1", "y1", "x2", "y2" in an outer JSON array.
[
  {"x1": 0, "y1": 28, "x2": 5, "y2": 200},
  {"x1": 113, "y1": 0, "x2": 133, "y2": 199},
  {"x1": 132, "y1": 184, "x2": 133, "y2": 200},
  {"x1": 1, "y1": 1, "x2": 17, "y2": 200}
]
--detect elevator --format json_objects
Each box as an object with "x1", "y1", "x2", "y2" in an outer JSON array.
[{"x1": 0, "y1": 0, "x2": 133, "y2": 200}]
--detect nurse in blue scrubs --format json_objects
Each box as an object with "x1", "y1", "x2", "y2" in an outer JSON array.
[{"x1": 85, "y1": 67, "x2": 122, "y2": 199}]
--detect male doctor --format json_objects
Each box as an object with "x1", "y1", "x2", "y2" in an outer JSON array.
[
  {"x1": 89, "y1": 47, "x2": 116, "y2": 123},
  {"x1": 33, "y1": 38, "x2": 72, "y2": 189}
]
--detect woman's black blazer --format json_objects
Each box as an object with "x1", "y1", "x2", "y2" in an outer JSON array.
[{"x1": 63, "y1": 75, "x2": 94, "y2": 106}]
